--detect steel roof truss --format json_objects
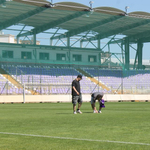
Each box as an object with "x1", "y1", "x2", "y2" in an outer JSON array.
[
  {"x1": 81, "y1": 18, "x2": 150, "y2": 42},
  {"x1": 51, "y1": 15, "x2": 123, "y2": 40},
  {"x1": 0, "y1": 6, "x2": 45, "y2": 31}
]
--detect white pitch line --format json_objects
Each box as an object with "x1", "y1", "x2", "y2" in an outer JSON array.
[{"x1": 0, "y1": 132, "x2": 150, "y2": 146}]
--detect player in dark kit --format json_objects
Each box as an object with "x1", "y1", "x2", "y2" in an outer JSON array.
[
  {"x1": 72, "y1": 75, "x2": 82, "y2": 114},
  {"x1": 91, "y1": 92, "x2": 105, "y2": 113}
]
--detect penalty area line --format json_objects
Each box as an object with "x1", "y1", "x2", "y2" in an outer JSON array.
[{"x1": 0, "y1": 132, "x2": 150, "y2": 146}]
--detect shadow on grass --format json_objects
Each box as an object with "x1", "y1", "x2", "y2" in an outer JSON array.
[
  {"x1": 83, "y1": 112, "x2": 93, "y2": 113},
  {"x1": 56, "y1": 112, "x2": 93, "y2": 114}
]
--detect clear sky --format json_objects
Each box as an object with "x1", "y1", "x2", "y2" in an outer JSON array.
[{"x1": 52, "y1": 0, "x2": 150, "y2": 13}]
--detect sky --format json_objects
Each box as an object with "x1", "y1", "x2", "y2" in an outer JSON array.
[{"x1": 52, "y1": 0, "x2": 150, "y2": 13}]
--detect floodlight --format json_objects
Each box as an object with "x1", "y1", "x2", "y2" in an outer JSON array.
[
  {"x1": 89, "y1": 1, "x2": 94, "y2": 4},
  {"x1": 125, "y1": 6, "x2": 129, "y2": 14},
  {"x1": 89, "y1": 1, "x2": 94, "y2": 9}
]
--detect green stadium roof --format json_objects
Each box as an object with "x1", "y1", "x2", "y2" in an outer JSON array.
[{"x1": 1, "y1": 0, "x2": 150, "y2": 42}]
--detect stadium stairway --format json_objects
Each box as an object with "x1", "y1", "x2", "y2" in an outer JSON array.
[
  {"x1": 0, "y1": 67, "x2": 38, "y2": 95},
  {"x1": 77, "y1": 68, "x2": 110, "y2": 91}
]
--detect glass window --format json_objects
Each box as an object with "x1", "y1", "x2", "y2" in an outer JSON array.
[
  {"x1": 73, "y1": 54, "x2": 82, "y2": 62},
  {"x1": 2, "y1": 50, "x2": 13, "y2": 58},
  {"x1": 39, "y1": 53, "x2": 49, "y2": 60},
  {"x1": 21, "y1": 52, "x2": 32, "y2": 59},
  {"x1": 56, "y1": 53, "x2": 66, "y2": 61},
  {"x1": 88, "y1": 55, "x2": 97, "y2": 62}
]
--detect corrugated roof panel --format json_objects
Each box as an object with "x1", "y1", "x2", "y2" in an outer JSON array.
[
  {"x1": 20, "y1": 8, "x2": 77, "y2": 27},
  {"x1": 0, "y1": 1, "x2": 38, "y2": 25},
  {"x1": 123, "y1": 23, "x2": 150, "y2": 36},
  {"x1": 59, "y1": 11, "x2": 119, "y2": 30},
  {"x1": 93, "y1": 17, "x2": 145, "y2": 34},
  {"x1": 1, "y1": 1, "x2": 150, "y2": 40}
]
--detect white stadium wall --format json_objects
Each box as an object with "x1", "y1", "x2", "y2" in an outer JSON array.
[{"x1": 0, "y1": 94, "x2": 150, "y2": 104}]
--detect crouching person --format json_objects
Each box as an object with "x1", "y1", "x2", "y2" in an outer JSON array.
[{"x1": 91, "y1": 92, "x2": 105, "y2": 113}]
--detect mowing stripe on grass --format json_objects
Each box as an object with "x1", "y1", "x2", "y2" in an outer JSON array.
[{"x1": 0, "y1": 132, "x2": 150, "y2": 146}]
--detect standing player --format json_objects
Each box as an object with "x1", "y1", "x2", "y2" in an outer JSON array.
[
  {"x1": 91, "y1": 92, "x2": 105, "y2": 113},
  {"x1": 72, "y1": 74, "x2": 82, "y2": 114}
]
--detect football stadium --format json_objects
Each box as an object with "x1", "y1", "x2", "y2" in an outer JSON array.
[{"x1": 0, "y1": 0, "x2": 150, "y2": 149}]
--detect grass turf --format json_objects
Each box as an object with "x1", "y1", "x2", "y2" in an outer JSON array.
[{"x1": 0, "y1": 102, "x2": 150, "y2": 150}]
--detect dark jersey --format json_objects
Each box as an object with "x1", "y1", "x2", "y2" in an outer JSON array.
[
  {"x1": 72, "y1": 79, "x2": 81, "y2": 96},
  {"x1": 91, "y1": 92, "x2": 104, "y2": 100}
]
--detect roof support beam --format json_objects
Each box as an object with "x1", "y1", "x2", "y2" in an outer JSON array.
[
  {"x1": 18, "y1": 10, "x2": 89, "y2": 37},
  {"x1": 109, "y1": 32, "x2": 150, "y2": 44},
  {"x1": 114, "y1": 31, "x2": 150, "y2": 43},
  {"x1": 139, "y1": 37, "x2": 150, "y2": 43},
  {"x1": 0, "y1": 7, "x2": 46, "y2": 31},
  {"x1": 112, "y1": 53, "x2": 124, "y2": 68},
  {"x1": 108, "y1": 39, "x2": 123, "y2": 44},
  {"x1": 81, "y1": 19, "x2": 150, "y2": 42},
  {"x1": 51, "y1": 15, "x2": 123, "y2": 40},
  {"x1": 129, "y1": 30, "x2": 150, "y2": 41}
]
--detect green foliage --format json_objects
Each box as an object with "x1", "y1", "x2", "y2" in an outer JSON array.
[{"x1": 0, "y1": 102, "x2": 150, "y2": 150}]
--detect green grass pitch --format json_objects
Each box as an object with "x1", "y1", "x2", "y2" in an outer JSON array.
[{"x1": 0, "y1": 102, "x2": 150, "y2": 150}]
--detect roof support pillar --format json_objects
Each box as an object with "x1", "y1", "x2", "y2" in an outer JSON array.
[
  {"x1": 133, "y1": 51, "x2": 138, "y2": 70},
  {"x1": 97, "y1": 39, "x2": 100, "y2": 50},
  {"x1": 121, "y1": 42, "x2": 125, "y2": 65},
  {"x1": 33, "y1": 32, "x2": 36, "y2": 45},
  {"x1": 80, "y1": 41, "x2": 83, "y2": 48},
  {"x1": 97, "y1": 39, "x2": 101, "y2": 66},
  {"x1": 50, "y1": 39, "x2": 53, "y2": 46},
  {"x1": 17, "y1": 37, "x2": 19, "y2": 44},
  {"x1": 99, "y1": 52, "x2": 101, "y2": 66},
  {"x1": 125, "y1": 38, "x2": 130, "y2": 70},
  {"x1": 67, "y1": 36, "x2": 71, "y2": 62},
  {"x1": 137, "y1": 40, "x2": 143, "y2": 69},
  {"x1": 67, "y1": 36, "x2": 70, "y2": 47}
]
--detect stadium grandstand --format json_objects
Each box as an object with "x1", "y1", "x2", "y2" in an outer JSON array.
[{"x1": 1, "y1": 0, "x2": 150, "y2": 102}]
